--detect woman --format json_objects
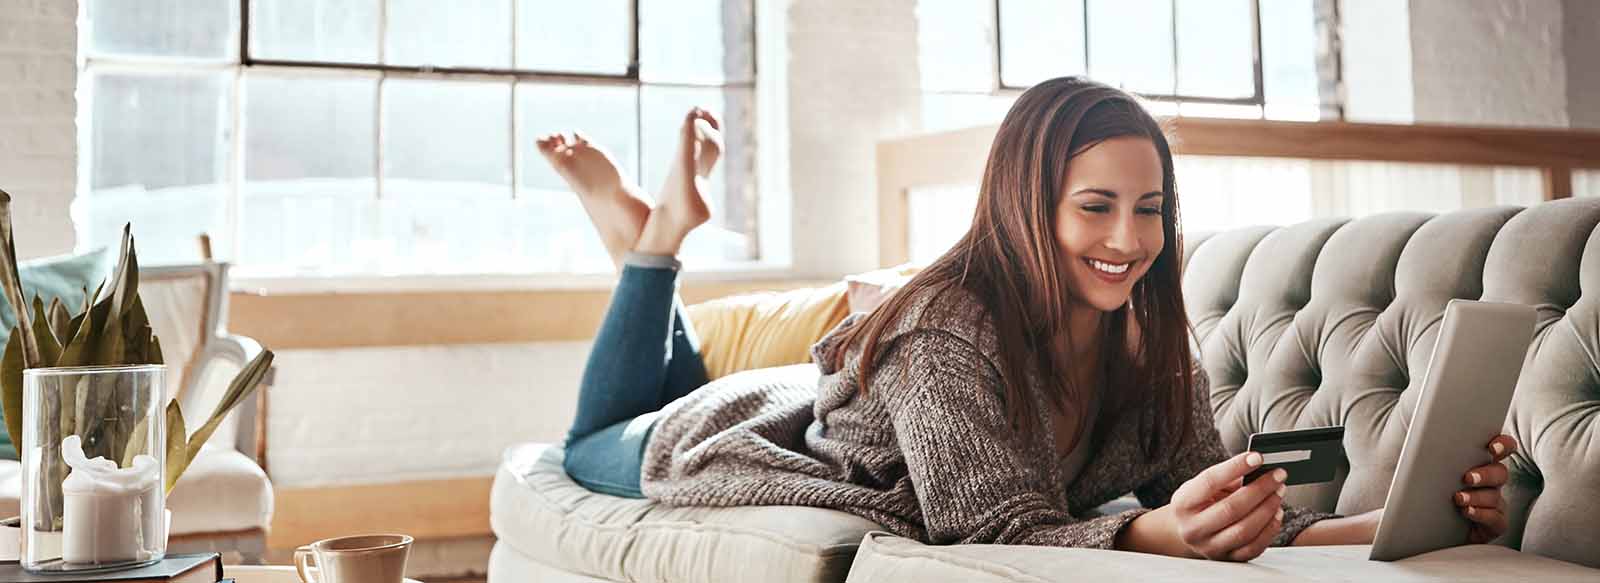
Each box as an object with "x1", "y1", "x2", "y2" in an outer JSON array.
[{"x1": 535, "y1": 77, "x2": 1515, "y2": 561}]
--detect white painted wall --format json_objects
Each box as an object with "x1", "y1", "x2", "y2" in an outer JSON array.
[
  {"x1": 1564, "y1": 0, "x2": 1600, "y2": 129},
  {"x1": 1408, "y1": 0, "x2": 1569, "y2": 127},
  {"x1": 0, "y1": 0, "x2": 77, "y2": 260}
]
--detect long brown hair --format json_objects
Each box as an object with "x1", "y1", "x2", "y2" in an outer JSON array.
[{"x1": 832, "y1": 77, "x2": 1194, "y2": 461}]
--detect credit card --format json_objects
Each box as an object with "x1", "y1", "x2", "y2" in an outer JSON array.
[{"x1": 1244, "y1": 426, "x2": 1344, "y2": 486}]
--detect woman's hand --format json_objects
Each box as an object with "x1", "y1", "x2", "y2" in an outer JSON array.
[
  {"x1": 1169, "y1": 451, "x2": 1288, "y2": 561},
  {"x1": 1456, "y1": 434, "x2": 1515, "y2": 543}
]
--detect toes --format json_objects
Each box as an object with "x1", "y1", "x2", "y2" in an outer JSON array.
[
  {"x1": 554, "y1": 133, "x2": 569, "y2": 149},
  {"x1": 572, "y1": 131, "x2": 592, "y2": 147}
]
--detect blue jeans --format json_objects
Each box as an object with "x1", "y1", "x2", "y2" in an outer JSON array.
[{"x1": 562, "y1": 261, "x2": 710, "y2": 498}]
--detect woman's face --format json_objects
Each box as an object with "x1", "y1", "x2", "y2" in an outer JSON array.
[{"x1": 1054, "y1": 136, "x2": 1167, "y2": 313}]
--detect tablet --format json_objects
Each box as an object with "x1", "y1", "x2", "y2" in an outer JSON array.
[{"x1": 1369, "y1": 299, "x2": 1535, "y2": 561}]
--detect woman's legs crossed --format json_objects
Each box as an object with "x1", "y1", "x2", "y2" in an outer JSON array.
[{"x1": 549, "y1": 108, "x2": 723, "y2": 497}]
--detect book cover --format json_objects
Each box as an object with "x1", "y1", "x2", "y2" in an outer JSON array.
[{"x1": 0, "y1": 552, "x2": 221, "y2": 583}]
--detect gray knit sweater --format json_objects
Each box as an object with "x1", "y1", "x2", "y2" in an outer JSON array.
[{"x1": 640, "y1": 284, "x2": 1336, "y2": 549}]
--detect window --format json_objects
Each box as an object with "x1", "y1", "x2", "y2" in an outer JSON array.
[
  {"x1": 77, "y1": 0, "x2": 758, "y2": 278},
  {"x1": 916, "y1": 0, "x2": 1334, "y2": 130}
]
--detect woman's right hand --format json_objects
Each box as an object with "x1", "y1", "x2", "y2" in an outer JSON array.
[{"x1": 1169, "y1": 451, "x2": 1289, "y2": 561}]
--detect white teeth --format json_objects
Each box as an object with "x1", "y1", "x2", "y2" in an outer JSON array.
[{"x1": 1088, "y1": 259, "x2": 1130, "y2": 275}]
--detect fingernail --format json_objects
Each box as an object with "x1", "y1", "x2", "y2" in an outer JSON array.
[
  {"x1": 1246, "y1": 452, "x2": 1262, "y2": 467},
  {"x1": 1274, "y1": 469, "x2": 1288, "y2": 482},
  {"x1": 1277, "y1": 485, "x2": 1286, "y2": 498},
  {"x1": 1275, "y1": 509, "x2": 1284, "y2": 522},
  {"x1": 1470, "y1": 472, "x2": 1481, "y2": 485},
  {"x1": 1467, "y1": 507, "x2": 1477, "y2": 516},
  {"x1": 1458, "y1": 492, "x2": 1468, "y2": 504},
  {"x1": 1492, "y1": 442, "x2": 1504, "y2": 455}
]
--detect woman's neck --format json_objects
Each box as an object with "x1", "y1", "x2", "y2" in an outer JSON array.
[{"x1": 1064, "y1": 304, "x2": 1104, "y2": 362}]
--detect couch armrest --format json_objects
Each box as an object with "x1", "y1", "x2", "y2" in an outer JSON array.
[{"x1": 179, "y1": 333, "x2": 275, "y2": 471}]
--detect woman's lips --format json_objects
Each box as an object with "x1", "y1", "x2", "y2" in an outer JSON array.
[{"x1": 1083, "y1": 257, "x2": 1132, "y2": 284}]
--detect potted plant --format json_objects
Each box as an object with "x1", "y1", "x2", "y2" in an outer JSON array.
[{"x1": 0, "y1": 190, "x2": 273, "y2": 571}]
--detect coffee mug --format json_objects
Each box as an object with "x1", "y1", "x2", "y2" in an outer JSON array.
[{"x1": 295, "y1": 533, "x2": 413, "y2": 583}]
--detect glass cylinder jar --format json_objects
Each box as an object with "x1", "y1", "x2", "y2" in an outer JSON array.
[{"x1": 20, "y1": 364, "x2": 166, "y2": 573}]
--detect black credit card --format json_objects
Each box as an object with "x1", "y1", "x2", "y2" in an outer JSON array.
[{"x1": 1244, "y1": 426, "x2": 1344, "y2": 486}]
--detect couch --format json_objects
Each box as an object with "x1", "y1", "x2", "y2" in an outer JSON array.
[{"x1": 488, "y1": 198, "x2": 1600, "y2": 581}]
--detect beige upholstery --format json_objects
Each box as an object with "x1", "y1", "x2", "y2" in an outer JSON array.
[
  {"x1": 845, "y1": 533, "x2": 1600, "y2": 582},
  {"x1": 167, "y1": 444, "x2": 274, "y2": 535},
  {"x1": 489, "y1": 443, "x2": 879, "y2": 583}
]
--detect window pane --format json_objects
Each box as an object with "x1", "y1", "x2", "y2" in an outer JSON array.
[
  {"x1": 385, "y1": 0, "x2": 512, "y2": 69},
  {"x1": 84, "y1": 71, "x2": 233, "y2": 264},
  {"x1": 916, "y1": 0, "x2": 994, "y2": 92},
  {"x1": 640, "y1": 85, "x2": 757, "y2": 263},
  {"x1": 515, "y1": 0, "x2": 631, "y2": 74},
  {"x1": 1260, "y1": 0, "x2": 1319, "y2": 117},
  {"x1": 639, "y1": 0, "x2": 754, "y2": 84},
  {"x1": 87, "y1": 0, "x2": 236, "y2": 59},
  {"x1": 250, "y1": 0, "x2": 380, "y2": 64},
  {"x1": 998, "y1": 0, "x2": 1086, "y2": 88},
  {"x1": 515, "y1": 83, "x2": 639, "y2": 272},
  {"x1": 516, "y1": 83, "x2": 639, "y2": 190},
  {"x1": 381, "y1": 78, "x2": 512, "y2": 197},
  {"x1": 1087, "y1": 0, "x2": 1174, "y2": 95},
  {"x1": 1176, "y1": 0, "x2": 1253, "y2": 98},
  {"x1": 240, "y1": 73, "x2": 379, "y2": 272}
]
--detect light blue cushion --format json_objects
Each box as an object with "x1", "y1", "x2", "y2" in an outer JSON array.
[{"x1": 0, "y1": 247, "x2": 115, "y2": 459}]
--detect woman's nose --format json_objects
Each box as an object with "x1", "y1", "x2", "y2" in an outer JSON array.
[{"x1": 1105, "y1": 216, "x2": 1140, "y2": 254}]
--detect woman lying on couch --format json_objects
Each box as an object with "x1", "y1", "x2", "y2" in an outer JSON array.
[{"x1": 533, "y1": 77, "x2": 1515, "y2": 562}]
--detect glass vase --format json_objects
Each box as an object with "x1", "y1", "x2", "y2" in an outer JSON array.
[{"x1": 20, "y1": 364, "x2": 167, "y2": 573}]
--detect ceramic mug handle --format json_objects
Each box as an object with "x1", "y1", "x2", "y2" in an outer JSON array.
[{"x1": 294, "y1": 545, "x2": 318, "y2": 583}]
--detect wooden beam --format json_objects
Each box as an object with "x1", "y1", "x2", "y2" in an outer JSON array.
[
  {"x1": 229, "y1": 279, "x2": 835, "y2": 349},
  {"x1": 876, "y1": 125, "x2": 995, "y2": 267},
  {"x1": 1168, "y1": 119, "x2": 1600, "y2": 168},
  {"x1": 267, "y1": 477, "x2": 493, "y2": 549},
  {"x1": 1544, "y1": 166, "x2": 1573, "y2": 201}
]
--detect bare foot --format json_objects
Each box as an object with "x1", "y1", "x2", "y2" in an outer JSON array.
[
  {"x1": 535, "y1": 132, "x2": 651, "y2": 267},
  {"x1": 634, "y1": 108, "x2": 723, "y2": 257}
]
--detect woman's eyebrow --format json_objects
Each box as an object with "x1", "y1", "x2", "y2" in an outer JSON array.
[{"x1": 1071, "y1": 188, "x2": 1166, "y2": 200}]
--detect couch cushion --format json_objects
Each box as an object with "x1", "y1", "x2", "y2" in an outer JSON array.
[
  {"x1": 167, "y1": 445, "x2": 273, "y2": 535},
  {"x1": 845, "y1": 532, "x2": 1600, "y2": 582},
  {"x1": 491, "y1": 442, "x2": 880, "y2": 583},
  {"x1": 490, "y1": 541, "x2": 618, "y2": 583}
]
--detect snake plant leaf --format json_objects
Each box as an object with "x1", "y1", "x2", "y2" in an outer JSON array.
[
  {"x1": 47, "y1": 297, "x2": 71, "y2": 347},
  {"x1": 56, "y1": 301, "x2": 96, "y2": 368},
  {"x1": 0, "y1": 190, "x2": 40, "y2": 369},
  {"x1": 31, "y1": 297, "x2": 61, "y2": 367},
  {"x1": 2, "y1": 330, "x2": 21, "y2": 447},
  {"x1": 149, "y1": 335, "x2": 163, "y2": 365},
  {"x1": 182, "y1": 349, "x2": 273, "y2": 478},
  {"x1": 105, "y1": 225, "x2": 139, "y2": 325},
  {"x1": 163, "y1": 399, "x2": 186, "y2": 494}
]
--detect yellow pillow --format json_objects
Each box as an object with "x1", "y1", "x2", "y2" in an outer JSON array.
[{"x1": 686, "y1": 282, "x2": 851, "y2": 380}]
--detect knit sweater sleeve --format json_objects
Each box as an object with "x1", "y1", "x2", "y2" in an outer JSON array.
[
  {"x1": 1132, "y1": 369, "x2": 1341, "y2": 546},
  {"x1": 879, "y1": 330, "x2": 1153, "y2": 550}
]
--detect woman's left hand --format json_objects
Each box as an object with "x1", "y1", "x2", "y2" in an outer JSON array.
[{"x1": 1455, "y1": 434, "x2": 1516, "y2": 543}]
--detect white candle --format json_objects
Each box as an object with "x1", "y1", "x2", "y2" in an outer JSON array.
[{"x1": 59, "y1": 436, "x2": 163, "y2": 565}]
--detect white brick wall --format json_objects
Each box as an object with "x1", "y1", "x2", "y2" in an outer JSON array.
[
  {"x1": 0, "y1": 0, "x2": 77, "y2": 260},
  {"x1": 265, "y1": 341, "x2": 590, "y2": 487}
]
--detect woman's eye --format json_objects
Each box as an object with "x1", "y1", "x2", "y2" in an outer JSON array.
[
  {"x1": 1081, "y1": 205, "x2": 1109, "y2": 213},
  {"x1": 1137, "y1": 206, "x2": 1161, "y2": 215}
]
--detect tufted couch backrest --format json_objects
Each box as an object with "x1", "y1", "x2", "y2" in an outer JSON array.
[{"x1": 1180, "y1": 197, "x2": 1600, "y2": 568}]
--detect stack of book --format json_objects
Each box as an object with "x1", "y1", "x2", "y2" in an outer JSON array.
[{"x1": 0, "y1": 553, "x2": 227, "y2": 583}]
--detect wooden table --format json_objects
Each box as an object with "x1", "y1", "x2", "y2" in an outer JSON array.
[{"x1": 225, "y1": 565, "x2": 422, "y2": 583}]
